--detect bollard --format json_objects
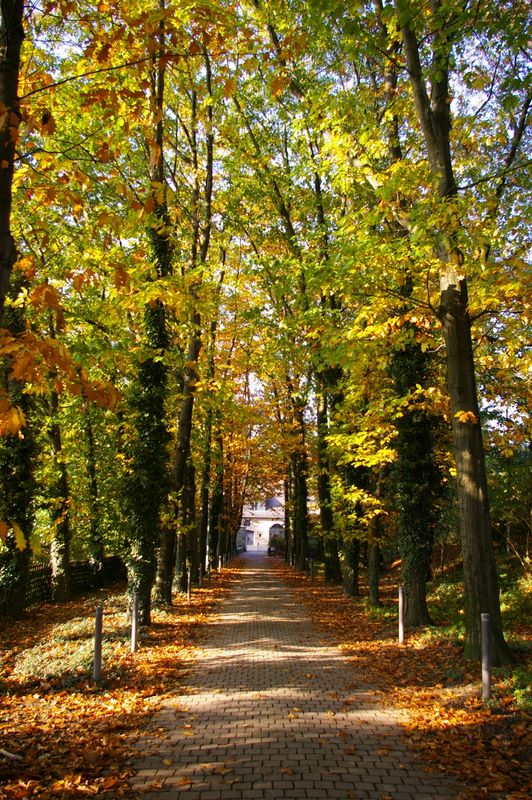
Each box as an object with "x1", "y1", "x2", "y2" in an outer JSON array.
[
  {"x1": 481, "y1": 613, "x2": 491, "y2": 700},
  {"x1": 131, "y1": 592, "x2": 139, "y2": 653},
  {"x1": 398, "y1": 586, "x2": 405, "y2": 644},
  {"x1": 93, "y1": 605, "x2": 103, "y2": 684},
  {"x1": 187, "y1": 568, "x2": 191, "y2": 602},
  {"x1": 199, "y1": 563, "x2": 203, "y2": 589},
  {"x1": 218, "y1": 555, "x2": 222, "y2": 572}
]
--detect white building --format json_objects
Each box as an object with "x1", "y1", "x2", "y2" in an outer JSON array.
[{"x1": 239, "y1": 497, "x2": 285, "y2": 553}]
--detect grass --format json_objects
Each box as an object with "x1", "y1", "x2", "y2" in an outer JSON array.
[{"x1": 7, "y1": 592, "x2": 131, "y2": 688}]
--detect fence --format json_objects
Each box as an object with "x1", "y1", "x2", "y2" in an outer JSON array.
[{"x1": 0, "y1": 556, "x2": 126, "y2": 617}]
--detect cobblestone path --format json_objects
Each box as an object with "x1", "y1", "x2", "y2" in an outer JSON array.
[{"x1": 129, "y1": 554, "x2": 459, "y2": 799}]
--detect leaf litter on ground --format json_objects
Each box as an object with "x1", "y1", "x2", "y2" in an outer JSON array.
[
  {"x1": 0, "y1": 569, "x2": 237, "y2": 799},
  {"x1": 1, "y1": 558, "x2": 530, "y2": 799},
  {"x1": 278, "y1": 559, "x2": 531, "y2": 800}
]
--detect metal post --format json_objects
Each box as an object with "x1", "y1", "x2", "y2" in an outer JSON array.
[
  {"x1": 93, "y1": 605, "x2": 103, "y2": 684},
  {"x1": 187, "y1": 568, "x2": 191, "y2": 602},
  {"x1": 131, "y1": 592, "x2": 139, "y2": 653},
  {"x1": 398, "y1": 587, "x2": 405, "y2": 644},
  {"x1": 198, "y1": 563, "x2": 203, "y2": 589},
  {"x1": 481, "y1": 613, "x2": 491, "y2": 700}
]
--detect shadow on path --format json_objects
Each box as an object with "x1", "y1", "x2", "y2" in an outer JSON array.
[{"x1": 129, "y1": 554, "x2": 459, "y2": 799}]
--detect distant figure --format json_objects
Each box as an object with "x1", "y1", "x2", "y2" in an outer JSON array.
[{"x1": 267, "y1": 546, "x2": 272, "y2": 556}]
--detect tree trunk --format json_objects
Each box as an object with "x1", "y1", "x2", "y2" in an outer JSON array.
[
  {"x1": 48, "y1": 389, "x2": 71, "y2": 602},
  {"x1": 154, "y1": 514, "x2": 176, "y2": 606},
  {"x1": 283, "y1": 477, "x2": 291, "y2": 563},
  {"x1": 184, "y1": 460, "x2": 199, "y2": 583},
  {"x1": 345, "y1": 538, "x2": 360, "y2": 597},
  {"x1": 157, "y1": 50, "x2": 213, "y2": 593},
  {"x1": 316, "y1": 386, "x2": 342, "y2": 584},
  {"x1": 389, "y1": 285, "x2": 439, "y2": 628},
  {"x1": 199, "y1": 409, "x2": 212, "y2": 574},
  {"x1": 209, "y1": 427, "x2": 224, "y2": 568},
  {"x1": 126, "y1": 12, "x2": 172, "y2": 623},
  {"x1": 0, "y1": 1, "x2": 24, "y2": 316},
  {"x1": 82, "y1": 395, "x2": 103, "y2": 573},
  {"x1": 440, "y1": 280, "x2": 511, "y2": 662},
  {"x1": 396, "y1": 0, "x2": 511, "y2": 662},
  {"x1": 368, "y1": 541, "x2": 380, "y2": 608}
]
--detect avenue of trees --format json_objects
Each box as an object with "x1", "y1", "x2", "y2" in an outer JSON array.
[{"x1": 0, "y1": 0, "x2": 530, "y2": 664}]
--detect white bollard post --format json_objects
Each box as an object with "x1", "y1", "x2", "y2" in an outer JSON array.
[
  {"x1": 93, "y1": 605, "x2": 103, "y2": 683},
  {"x1": 398, "y1": 587, "x2": 405, "y2": 644},
  {"x1": 481, "y1": 613, "x2": 491, "y2": 700},
  {"x1": 131, "y1": 591, "x2": 139, "y2": 653}
]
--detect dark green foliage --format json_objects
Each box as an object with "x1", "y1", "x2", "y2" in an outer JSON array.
[
  {"x1": 0, "y1": 288, "x2": 36, "y2": 617},
  {"x1": 123, "y1": 334, "x2": 170, "y2": 624},
  {"x1": 388, "y1": 329, "x2": 443, "y2": 627}
]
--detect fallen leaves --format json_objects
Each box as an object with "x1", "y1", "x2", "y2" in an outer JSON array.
[
  {"x1": 281, "y1": 560, "x2": 531, "y2": 800},
  {"x1": 0, "y1": 570, "x2": 236, "y2": 799}
]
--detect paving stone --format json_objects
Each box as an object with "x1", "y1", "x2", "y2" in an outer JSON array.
[{"x1": 128, "y1": 554, "x2": 460, "y2": 799}]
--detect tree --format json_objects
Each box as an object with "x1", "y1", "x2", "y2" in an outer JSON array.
[
  {"x1": 0, "y1": 0, "x2": 24, "y2": 315},
  {"x1": 394, "y1": 0, "x2": 526, "y2": 662}
]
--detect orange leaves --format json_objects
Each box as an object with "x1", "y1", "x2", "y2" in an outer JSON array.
[
  {"x1": 223, "y1": 77, "x2": 237, "y2": 98},
  {"x1": 0, "y1": 575, "x2": 228, "y2": 800},
  {"x1": 0, "y1": 394, "x2": 25, "y2": 435},
  {"x1": 271, "y1": 73, "x2": 290, "y2": 96},
  {"x1": 29, "y1": 281, "x2": 62, "y2": 312},
  {"x1": 0, "y1": 327, "x2": 121, "y2": 427},
  {"x1": 113, "y1": 263, "x2": 131, "y2": 291},
  {"x1": 282, "y1": 562, "x2": 531, "y2": 800}
]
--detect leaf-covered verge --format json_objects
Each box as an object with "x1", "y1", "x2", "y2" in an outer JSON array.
[
  {"x1": 0, "y1": 569, "x2": 238, "y2": 799},
  {"x1": 280, "y1": 558, "x2": 531, "y2": 800}
]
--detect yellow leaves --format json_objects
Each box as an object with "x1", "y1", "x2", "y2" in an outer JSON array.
[
  {"x1": 16, "y1": 255, "x2": 37, "y2": 280},
  {"x1": 97, "y1": 42, "x2": 112, "y2": 64},
  {"x1": 12, "y1": 522, "x2": 26, "y2": 550},
  {"x1": 30, "y1": 185, "x2": 57, "y2": 205},
  {"x1": 0, "y1": 328, "x2": 120, "y2": 412},
  {"x1": 0, "y1": 520, "x2": 27, "y2": 548},
  {"x1": 144, "y1": 195, "x2": 157, "y2": 214},
  {"x1": 455, "y1": 410, "x2": 478, "y2": 425}
]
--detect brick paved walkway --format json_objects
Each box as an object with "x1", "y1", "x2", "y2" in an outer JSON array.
[{"x1": 129, "y1": 554, "x2": 459, "y2": 799}]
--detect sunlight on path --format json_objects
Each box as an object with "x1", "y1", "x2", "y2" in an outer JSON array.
[{"x1": 128, "y1": 555, "x2": 459, "y2": 799}]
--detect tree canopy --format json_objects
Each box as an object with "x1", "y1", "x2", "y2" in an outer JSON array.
[{"x1": 0, "y1": 0, "x2": 530, "y2": 662}]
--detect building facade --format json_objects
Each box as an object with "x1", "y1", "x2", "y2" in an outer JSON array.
[{"x1": 239, "y1": 497, "x2": 285, "y2": 553}]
